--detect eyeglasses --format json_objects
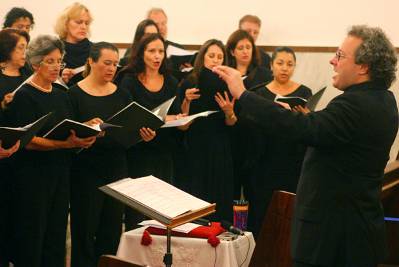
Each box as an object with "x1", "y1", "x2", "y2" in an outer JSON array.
[
  {"x1": 335, "y1": 50, "x2": 348, "y2": 61},
  {"x1": 40, "y1": 60, "x2": 66, "y2": 70}
]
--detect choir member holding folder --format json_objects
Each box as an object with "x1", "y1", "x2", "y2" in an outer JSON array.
[
  {"x1": 67, "y1": 42, "x2": 146, "y2": 267},
  {"x1": 118, "y1": 33, "x2": 181, "y2": 229},
  {"x1": 5, "y1": 35, "x2": 96, "y2": 267},
  {"x1": 226, "y1": 30, "x2": 273, "y2": 201},
  {"x1": 0, "y1": 28, "x2": 29, "y2": 266},
  {"x1": 247, "y1": 47, "x2": 312, "y2": 238},
  {"x1": 0, "y1": 29, "x2": 32, "y2": 110},
  {"x1": 177, "y1": 39, "x2": 236, "y2": 221},
  {"x1": 55, "y1": 2, "x2": 93, "y2": 87}
]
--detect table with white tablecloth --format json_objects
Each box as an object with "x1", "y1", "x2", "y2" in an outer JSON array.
[{"x1": 117, "y1": 227, "x2": 255, "y2": 267}]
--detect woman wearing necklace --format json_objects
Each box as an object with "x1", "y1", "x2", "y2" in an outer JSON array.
[
  {"x1": 248, "y1": 46, "x2": 312, "y2": 238},
  {"x1": 67, "y1": 42, "x2": 155, "y2": 267},
  {"x1": 118, "y1": 33, "x2": 181, "y2": 230},
  {"x1": 5, "y1": 35, "x2": 97, "y2": 267},
  {"x1": 55, "y1": 2, "x2": 93, "y2": 87}
]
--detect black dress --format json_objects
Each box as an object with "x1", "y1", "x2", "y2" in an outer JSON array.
[
  {"x1": 0, "y1": 67, "x2": 32, "y2": 265},
  {"x1": 118, "y1": 73, "x2": 179, "y2": 229},
  {"x1": 5, "y1": 83, "x2": 73, "y2": 267},
  {"x1": 177, "y1": 70, "x2": 235, "y2": 222},
  {"x1": 247, "y1": 84, "x2": 312, "y2": 238},
  {"x1": 68, "y1": 84, "x2": 132, "y2": 267},
  {"x1": 231, "y1": 66, "x2": 273, "y2": 199},
  {"x1": 0, "y1": 66, "x2": 32, "y2": 100},
  {"x1": 258, "y1": 48, "x2": 272, "y2": 71},
  {"x1": 63, "y1": 38, "x2": 91, "y2": 87}
]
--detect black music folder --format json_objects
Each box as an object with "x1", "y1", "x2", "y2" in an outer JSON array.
[
  {"x1": 275, "y1": 86, "x2": 327, "y2": 110},
  {"x1": 106, "y1": 97, "x2": 175, "y2": 148},
  {"x1": 275, "y1": 95, "x2": 307, "y2": 108},
  {"x1": 0, "y1": 112, "x2": 52, "y2": 149},
  {"x1": 43, "y1": 119, "x2": 120, "y2": 140}
]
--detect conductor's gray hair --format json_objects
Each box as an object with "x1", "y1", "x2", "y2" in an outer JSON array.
[{"x1": 349, "y1": 25, "x2": 397, "y2": 88}]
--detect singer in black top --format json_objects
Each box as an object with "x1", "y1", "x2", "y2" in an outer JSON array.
[
  {"x1": 119, "y1": 19, "x2": 159, "y2": 67},
  {"x1": 68, "y1": 42, "x2": 135, "y2": 267},
  {"x1": 226, "y1": 29, "x2": 273, "y2": 201},
  {"x1": 5, "y1": 35, "x2": 95, "y2": 267},
  {"x1": 177, "y1": 39, "x2": 237, "y2": 221},
  {"x1": 0, "y1": 28, "x2": 30, "y2": 266},
  {"x1": 118, "y1": 34, "x2": 180, "y2": 230},
  {"x1": 55, "y1": 3, "x2": 93, "y2": 87},
  {"x1": 248, "y1": 47, "x2": 312, "y2": 239}
]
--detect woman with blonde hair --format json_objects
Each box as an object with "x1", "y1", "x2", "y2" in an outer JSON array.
[{"x1": 54, "y1": 2, "x2": 93, "y2": 86}]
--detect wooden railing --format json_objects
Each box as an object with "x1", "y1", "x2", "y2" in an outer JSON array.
[{"x1": 114, "y1": 43, "x2": 399, "y2": 53}]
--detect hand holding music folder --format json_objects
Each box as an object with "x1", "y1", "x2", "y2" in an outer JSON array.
[
  {"x1": 43, "y1": 119, "x2": 121, "y2": 140},
  {"x1": 100, "y1": 175, "x2": 216, "y2": 228},
  {"x1": 105, "y1": 97, "x2": 176, "y2": 148},
  {"x1": 274, "y1": 86, "x2": 327, "y2": 110},
  {"x1": 0, "y1": 112, "x2": 52, "y2": 149},
  {"x1": 161, "y1": 110, "x2": 218, "y2": 128}
]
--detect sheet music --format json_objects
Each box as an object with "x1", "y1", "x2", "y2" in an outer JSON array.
[
  {"x1": 73, "y1": 65, "x2": 86, "y2": 74},
  {"x1": 166, "y1": 45, "x2": 196, "y2": 58},
  {"x1": 109, "y1": 176, "x2": 211, "y2": 219},
  {"x1": 161, "y1": 111, "x2": 218, "y2": 128},
  {"x1": 138, "y1": 219, "x2": 201, "y2": 233},
  {"x1": 151, "y1": 96, "x2": 176, "y2": 120},
  {"x1": 12, "y1": 74, "x2": 34, "y2": 94}
]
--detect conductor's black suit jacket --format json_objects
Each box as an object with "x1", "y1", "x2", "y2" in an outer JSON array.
[{"x1": 238, "y1": 81, "x2": 398, "y2": 266}]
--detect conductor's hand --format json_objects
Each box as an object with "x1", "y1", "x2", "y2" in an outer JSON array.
[
  {"x1": 213, "y1": 66, "x2": 246, "y2": 99},
  {"x1": 140, "y1": 127, "x2": 156, "y2": 142},
  {"x1": 66, "y1": 130, "x2": 96, "y2": 149},
  {"x1": 61, "y1": 68, "x2": 75, "y2": 84},
  {"x1": 0, "y1": 140, "x2": 20, "y2": 159},
  {"x1": 293, "y1": 105, "x2": 311, "y2": 114}
]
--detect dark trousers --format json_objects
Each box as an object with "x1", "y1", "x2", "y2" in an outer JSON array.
[
  {"x1": 10, "y1": 162, "x2": 69, "y2": 267},
  {"x1": 0, "y1": 162, "x2": 11, "y2": 267},
  {"x1": 70, "y1": 159, "x2": 125, "y2": 267}
]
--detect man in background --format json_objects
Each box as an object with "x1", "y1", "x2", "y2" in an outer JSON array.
[{"x1": 239, "y1": 14, "x2": 271, "y2": 70}]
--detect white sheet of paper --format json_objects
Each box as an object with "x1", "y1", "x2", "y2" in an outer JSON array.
[
  {"x1": 161, "y1": 111, "x2": 218, "y2": 128},
  {"x1": 12, "y1": 74, "x2": 34, "y2": 94},
  {"x1": 138, "y1": 219, "x2": 201, "y2": 233},
  {"x1": 109, "y1": 176, "x2": 211, "y2": 219},
  {"x1": 73, "y1": 65, "x2": 86, "y2": 74},
  {"x1": 166, "y1": 45, "x2": 196, "y2": 58}
]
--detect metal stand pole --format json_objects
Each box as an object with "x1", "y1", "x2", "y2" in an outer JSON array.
[{"x1": 163, "y1": 227, "x2": 173, "y2": 267}]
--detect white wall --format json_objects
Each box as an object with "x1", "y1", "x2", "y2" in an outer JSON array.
[{"x1": 0, "y1": 0, "x2": 398, "y2": 46}]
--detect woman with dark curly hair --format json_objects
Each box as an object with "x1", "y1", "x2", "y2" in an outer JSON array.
[{"x1": 2, "y1": 7, "x2": 34, "y2": 33}]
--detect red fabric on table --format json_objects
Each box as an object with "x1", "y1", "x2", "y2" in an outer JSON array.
[{"x1": 142, "y1": 222, "x2": 225, "y2": 247}]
